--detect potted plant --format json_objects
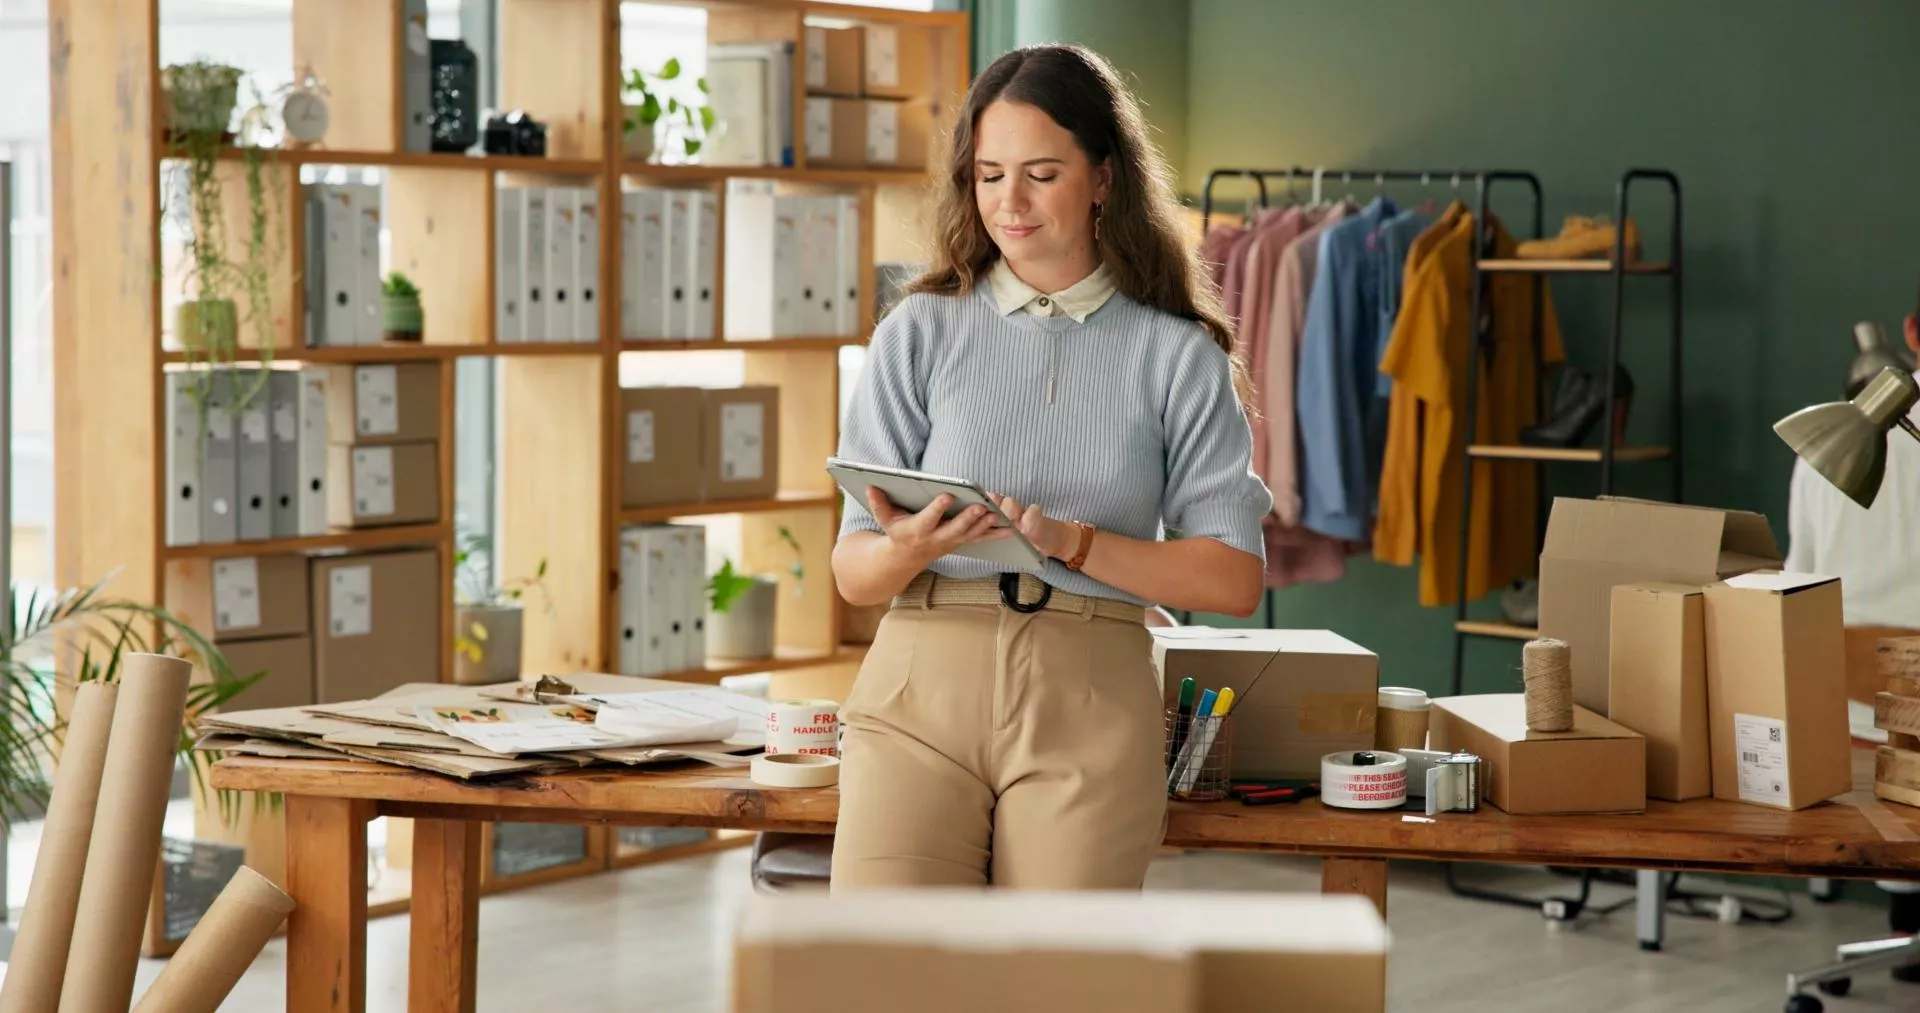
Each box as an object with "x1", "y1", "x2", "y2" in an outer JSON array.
[
  {"x1": 705, "y1": 526, "x2": 803, "y2": 661},
  {"x1": 381, "y1": 271, "x2": 425, "y2": 342},
  {"x1": 452, "y1": 533, "x2": 551, "y2": 686},
  {"x1": 161, "y1": 59, "x2": 243, "y2": 141},
  {"x1": 621, "y1": 59, "x2": 713, "y2": 163}
]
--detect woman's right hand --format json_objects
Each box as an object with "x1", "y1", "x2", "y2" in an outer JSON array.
[{"x1": 867, "y1": 488, "x2": 1008, "y2": 566}]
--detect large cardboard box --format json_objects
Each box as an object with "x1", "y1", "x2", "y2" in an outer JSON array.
[
  {"x1": 218, "y1": 634, "x2": 316, "y2": 713},
  {"x1": 621, "y1": 386, "x2": 705, "y2": 507},
  {"x1": 864, "y1": 98, "x2": 932, "y2": 170},
  {"x1": 326, "y1": 362, "x2": 439, "y2": 445},
  {"x1": 1539, "y1": 497, "x2": 1780, "y2": 715},
  {"x1": 861, "y1": 24, "x2": 933, "y2": 101},
  {"x1": 703, "y1": 386, "x2": 780, "y2": 501},
  {"x1": 1430, "y1": 694, "x2": 1646, "y2": 814},
  {"x1": 733, "y1": 890, "x2": 1388, "y2": 1013},
  {"x1": 328, "y1": 440, "x2": 439, "y2": 527},
  {"x1": 804, "y1": 97, "x2": 867, "y2": 168},
  {"x1": 311, "y1": 549, "x2": 440, "y2": 702},
  {"x1": 1609, "y1": 582, "x2": 1710, "y2": 801},
  {"x1": 1703, "y1": 572, "x2": 1851, "y2": 810},
  {"x1": 165, "y1": 555, "x2": 310, "y2": 642},
  {"x1": 804, "y1": 25, "x2": 864, "y2": 97},
  {"x1": 1152, "y1": 628, "x2": 1377, "y2": 781}
]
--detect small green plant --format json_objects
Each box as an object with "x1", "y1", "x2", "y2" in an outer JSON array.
[
  {"x1": 707, "y1": 525, "x2": 806, "y2": 613},
  {"x1": 383, "y1": 272, "x2": 419, "y2": 298},
  {"x1": 622, "y1": 59, "x2": 713, "y2": 159},
  {"x1": 453, "y1": 532, "x2": 551, "y2": 663}
]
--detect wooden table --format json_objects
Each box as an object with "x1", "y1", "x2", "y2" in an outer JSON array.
[{"x1": 211, "y1": 753, "x2": 1920, "y2": 1013}]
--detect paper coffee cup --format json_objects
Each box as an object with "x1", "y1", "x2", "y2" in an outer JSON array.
[{"x1": 1375, "y1": 687, "x2": 1430, "y2": 752}]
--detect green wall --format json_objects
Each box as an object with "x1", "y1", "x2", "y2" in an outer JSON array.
[
  {"x1": 979, "y1": 1, "x2": 1920, "y2": 698},
  {"x1": 996, "y1": 0, "x2": 1192, "y2": 172}
]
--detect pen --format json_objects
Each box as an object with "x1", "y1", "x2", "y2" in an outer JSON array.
[
  {"x1": 1176, "y1": 689, "x2": 1235, "y2": 794},
  {"x1": 1167, "y1": 677, "x2": 1196, "y2": 768},
  {"x1": 1168, "y1": 688, "x2": 1218, "y2": 792}
]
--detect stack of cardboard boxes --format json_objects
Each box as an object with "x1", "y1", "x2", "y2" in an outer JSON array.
[
  {"x1": 1429, "y1": 496, "x2": 1852, "y2": 815},
  {"x1": 801, "y1": 24, "x2": 934, "y2": 171},
  {"x1": 325, "y1": 362, "x2": 440, "y2": 530},
  {"x1": 616, "y1": 384, "x2": 779, "y2": 677},
  {"x1": 1869, "y1": 638, "x2": 1920, "y2": 804}
]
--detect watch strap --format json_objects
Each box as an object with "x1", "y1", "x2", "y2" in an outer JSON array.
[{"x1": 1065, "y1": 521, "x2": 1096, "y2": 571}]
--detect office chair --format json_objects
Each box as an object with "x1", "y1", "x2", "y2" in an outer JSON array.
[{"x1": 748, "y1": 604, "x2": 1184, "y2": 892}]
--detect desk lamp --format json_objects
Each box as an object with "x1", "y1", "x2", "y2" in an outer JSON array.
[{"x1": 1774, "y1": 365, "x2": 1920, "y2": 508}]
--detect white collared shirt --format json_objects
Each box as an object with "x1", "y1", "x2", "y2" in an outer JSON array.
[{"x1": 987, "y1": 259, "x2": 1117, "y2": 322}]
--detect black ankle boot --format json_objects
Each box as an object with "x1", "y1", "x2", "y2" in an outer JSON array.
[{"x1": 1522, "y1": 365, "x2": 1633, "y2": 448}]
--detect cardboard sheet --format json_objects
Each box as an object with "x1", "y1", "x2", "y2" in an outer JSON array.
[
  {"x1": 0, "y1": 682, "x2": 117, "y2": 1013},
  {"x1": 58, "y1": 654, "x2": 191, "y2": 1013},
  {"x1": 129, "y1": 866, "x2": 293, "y2": 1013}
]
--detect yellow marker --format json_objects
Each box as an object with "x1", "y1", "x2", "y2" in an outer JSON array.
[{"x1": 1213, "y1": 687, "x2": 1236, "y2": 716}]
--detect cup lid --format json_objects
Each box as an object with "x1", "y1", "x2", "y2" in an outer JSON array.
[{"x1": 1377, "y1": 686, "x2": 1431, "y2": 711}]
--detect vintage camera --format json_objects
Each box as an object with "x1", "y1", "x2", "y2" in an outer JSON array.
[{"x1": 482, "y1": 110, "x2": 547, "y2": 157}]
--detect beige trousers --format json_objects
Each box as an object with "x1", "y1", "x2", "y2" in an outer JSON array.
[{"x1": 829, "y1": 575, "x2": 1169, "y2": 890}]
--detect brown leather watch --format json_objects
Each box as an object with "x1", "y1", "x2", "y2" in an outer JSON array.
[{"x1": 1064, "y1": 521, "x2": 1097, "y2": 571}]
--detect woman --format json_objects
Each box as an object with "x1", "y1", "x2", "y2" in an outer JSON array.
[{"x1": 829, "y1": 43, "x2": 1271, "y2": 891}]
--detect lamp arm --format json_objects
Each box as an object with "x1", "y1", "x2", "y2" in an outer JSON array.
[{"x1": 1902, "y1": 417, "x2": 1920, "y2": 444}]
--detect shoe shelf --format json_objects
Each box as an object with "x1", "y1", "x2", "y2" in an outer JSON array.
[
  {"x1": 1478, "y1": 258, "x2": 1672, "y2": 275},
  {"x1": 1467, "y1": 444, "x2": 1671, "y2": 463},
  {"x1": 1455, "y1": 621, "x2": 1538, "y2": 641}
]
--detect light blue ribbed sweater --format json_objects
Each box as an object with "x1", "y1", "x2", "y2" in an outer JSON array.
[{"x1": 836, "y1": 285, "x2": 1273, "y2": 604}]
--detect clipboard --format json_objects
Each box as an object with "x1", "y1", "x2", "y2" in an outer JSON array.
[{"x1": 826, "y1": 457, "x2": 1049, "y2": 573}]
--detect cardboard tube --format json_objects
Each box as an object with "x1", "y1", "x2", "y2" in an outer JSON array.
[
  {"x1": 130, "y1": 866, "x2": 293, "y2": 1013},
  {"x1": 0, "y1": 681, "x2": 119, "y2": 1013},
  {"x1": 57, "y1": 653, "x2": 192, "y2": 1013}
]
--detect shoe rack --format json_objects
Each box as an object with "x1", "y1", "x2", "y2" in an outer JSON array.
[{"x1": 1449, "y1": 169, "x2": 1684, "y2": 692}]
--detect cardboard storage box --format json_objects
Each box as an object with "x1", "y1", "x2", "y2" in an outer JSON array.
[
  {"x1": 217, "y1": 634, "x2": 316, "y2": 712},
  {"x1": 861, "y1": 24, "x2": 933, "y2": 100},
  {"x1": 165, "y1": 555, "x2": 310, "y2": 642},
  {"x1": 328, "y1": 440, "x2": 439, "y2": 527},
  {"x1": 704, "y1": 386, "x2": 780, "y2": 500},
  {"x1": 621, "y1": 386, "x2": 705, "y2": 507},
  {"x1": 1430, "y1": 694, "x2": 1646, "y2": 814},
  {"x1": 804, "y1": 97, "x2": 867, "y2": 168},
  {"x1": 864, "y1": 98, "x2": 932, "y2": 169},
  {"x1": 1609, "y1": 582, "x2": 1710, "y2": 801},
  {"x1": 326, "y1": 362, "x2": 439, "y2": 445},
  {"x1": 1704, "y1": 572, "x2": 1850, "y2": 810},
  {"x1": 733, "y1": 889, "x2": 1388, "y2": 1013},
  {"x1": 804, "y1": 25, "x2": 863, "y2": 97},
  {"x1": 1539, "y1": 496, "x2": 1780, "y2": 715},
  {"x1": 1152, "y1": 628, "x2": 1377, "y2": 781},
  {"x1": 311, "y1": 549, "x2": 440, "y2": 702}
]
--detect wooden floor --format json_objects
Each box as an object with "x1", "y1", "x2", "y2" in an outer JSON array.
[{"x1": 132, "y1": 849, "x2": 1917, "y2": 1012}]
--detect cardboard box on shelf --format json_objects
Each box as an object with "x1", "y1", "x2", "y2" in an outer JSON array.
[
  {"x1": 1608, "y1": 582, "x2": 1710, "y2": 801},
  {"x1": 165, "y1": 555, "x2": 311, "y2": 642},
  {"x1": 327, "y1": 440, "x2": 439, "y2": 527},
  {"x1": 1151, "y1": 628, "x2": 1377, "y2": 781},
  {"x1": 804, "y1": 96, "x2": 867, "y2": 168},
  {"x1": 703, "y1": 386, "x2": 780, "y2": 501},
  {"x1": 620, "y1": 386, "x2": 705, "y2": 508},
  {"x1": 325, "y1": 362, "x2": 440, "y2": 445},
  {"x1": 864, "y1": 98, "x2": 932, "y2": 169},
  {"x1": 216, "y1": 634, "x2": 316, "y2": 713},
  {"x1": 1703, "y1": 572, "x2": 1851, "y2": 810},
  {"x1": 733, "y1": 889, "x2": 1388, "y2": 1013},
  {"x1": 1430, "y1": 694, "x2": 1646, "y2": 814},
  {"x1": 310, "y1": 549, "x2": 441, "y2": 702},
  {"x1": 861, "y1": 24, "x2": 933, "y2": 101},
  {"x1": 804, "y1": 25, "x2": 864, "y2": 97},
  {"x1": 1538, "y1": 496, "x2": 1780, "y2": 716}
]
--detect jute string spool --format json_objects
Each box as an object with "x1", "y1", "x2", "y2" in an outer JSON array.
[{"x1": 1523, "y1": 638, "x2": 1574, "y2": 732}]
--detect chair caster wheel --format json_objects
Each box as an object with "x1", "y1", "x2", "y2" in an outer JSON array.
[
  {"x1": 1785, "y1": 994, "x2": 1824, "y2": 1013},
  {"x1": 1818, "y1": 977, "x2": 1851, "y2": 997}
]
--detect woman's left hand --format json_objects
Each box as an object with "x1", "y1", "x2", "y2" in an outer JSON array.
[{"x1": 992, "y1": 494, "x2": 1076, "y2": 561}]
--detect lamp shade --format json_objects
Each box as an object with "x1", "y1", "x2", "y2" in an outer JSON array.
[{"x1": 1774, "y1": 365, "x2": 1920, "y2": 509}]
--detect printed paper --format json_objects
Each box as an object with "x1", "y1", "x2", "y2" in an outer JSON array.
[
  {"x1": 720, "y1": 402, "x2": 764, "y2": 481},
  {"x1": 329, "y1": 565, "x2": 373, "y2": 638},
  {"x1": 353, "y1": 446, "x2": 396, "y2": 517},
  {"x1": 578, "y1": 688, "x2": 771, "y2": 747},
  {"x1": 239, "y1": 404, "x2": 269, "y2": 445},
  {"x1": 272, "y1": 400, "x2": 297, "y2": 443},
  {"x1": 356, "y1": 365, "x2": 399, "y2": 436},
  {"x1": 211, "y1": 558, "x2": 261, "y2": 631},
  {"x1": 415, "y1": 702, "x2": 731, "y2": 755},
  {"x1": 628, "y1": 409, "x2": 656, "y2": 464},
  {"x1": 867, "y1": 26, "x2": 899, "y2": 87},
  {"x1": 1734, "y1": 713, "x2": 1790, "y2": 805}
]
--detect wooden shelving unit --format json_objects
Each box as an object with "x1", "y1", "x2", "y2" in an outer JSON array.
[
  {"x1": 1467, "y1": 444, "x2": 1671, "y2": 463},
  {"x1": 52, "y1": 0, "x2": 969, "y2": 908}
]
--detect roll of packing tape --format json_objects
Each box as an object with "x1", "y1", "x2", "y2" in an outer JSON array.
[
  {"x1": 765, "y1": 698, "x2": 841, "y2": 757},
  {"x1": 1321, "y1": 750, "x2": 1409, "y2": 809},
  {"x1": 751, "y1": 753, "x2": 840, "y2": 788}
]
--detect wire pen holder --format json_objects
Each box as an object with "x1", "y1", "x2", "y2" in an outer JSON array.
[{"x1": 1165, "y1": 709, "x2": 1234, "y2": 801}]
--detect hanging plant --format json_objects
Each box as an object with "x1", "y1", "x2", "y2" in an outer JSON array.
[{"x1": 622, "y1": 59, "x2": 713, "y2": 162}]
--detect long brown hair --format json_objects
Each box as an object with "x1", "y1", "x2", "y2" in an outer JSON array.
[{"x1": 907, "y1": 43, "x2": 1251, "y2": 406}]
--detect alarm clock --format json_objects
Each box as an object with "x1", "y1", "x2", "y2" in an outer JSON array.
[{"x1": 280, "y1": 71, "x2": 330, "y2": 144}]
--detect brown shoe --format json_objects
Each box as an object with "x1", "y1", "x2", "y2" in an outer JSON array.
[{"x1": 1517, "y1": 215, "x2": 1641, "y2": 261}]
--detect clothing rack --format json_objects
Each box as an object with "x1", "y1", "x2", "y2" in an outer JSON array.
[{"x1": 1199, "y1": 166, "x2": 1491, "y2": 236}]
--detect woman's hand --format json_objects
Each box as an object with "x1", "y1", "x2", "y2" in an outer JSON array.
[
  {"x1": 868, "y1": 488, "x2": 1008, "y2": 568},
  {"x1": 991, "y1": 494, "x2": 1076, "y2": 560}
]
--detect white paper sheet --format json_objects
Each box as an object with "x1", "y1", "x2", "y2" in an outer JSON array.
[
  {"x1": 418, "y1": 697, "x2": 742, "y2": 756},
  {"x1": 573, "y1": 688, "x2": 771, "y2": 748}
]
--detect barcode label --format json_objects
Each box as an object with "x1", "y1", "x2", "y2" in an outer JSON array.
[
  {"x1": 1742, "y1": 752, "x2": 1760, "y2": 764},
  {"x1": 1734, "y1": 714, "x2": 1790, "y2": 806}
]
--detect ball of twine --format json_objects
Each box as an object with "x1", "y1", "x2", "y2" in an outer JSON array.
[{"x1": 1523, "y1": 638, "x2": 1573, "y2": 732}]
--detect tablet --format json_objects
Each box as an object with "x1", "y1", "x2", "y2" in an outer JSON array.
[{"x1": 825, "y1": 457, "x2": 1049, "y2": 573}]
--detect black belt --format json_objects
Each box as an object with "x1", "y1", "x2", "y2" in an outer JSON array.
[{"x1": 999, "y1": 572, "x2": 1053, "y2": 613}]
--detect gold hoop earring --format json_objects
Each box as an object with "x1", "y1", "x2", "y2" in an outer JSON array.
[{"x1": 1093, "y1": 202, "x2": 1104, "y2": 244}]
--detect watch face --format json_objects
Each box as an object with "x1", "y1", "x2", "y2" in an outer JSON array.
[{"x1": 284, "y1": 92, "x2": 329, "y2": 143}]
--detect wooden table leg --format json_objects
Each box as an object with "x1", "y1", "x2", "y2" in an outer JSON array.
[
  {"x1": 286, "y1": 795, "x2": 374, "y2": 1013},
  {"x1": 409, "y1": 819, "x2": 482, "y2": 1013},
  {"x1": 1322, "y1": 857, "x2": 1389, "y2": 919}
]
